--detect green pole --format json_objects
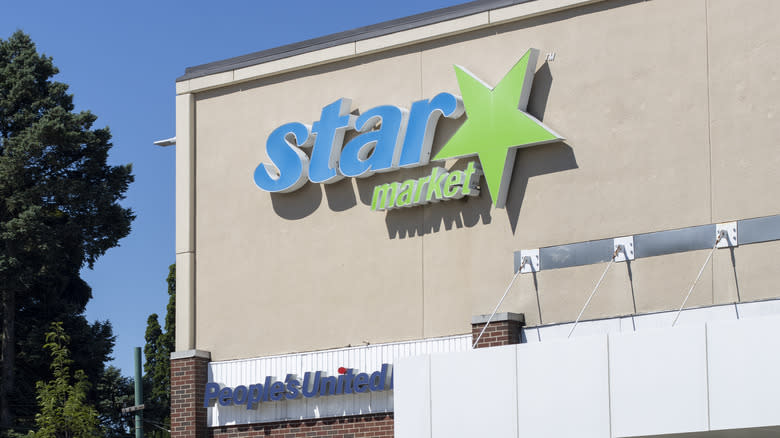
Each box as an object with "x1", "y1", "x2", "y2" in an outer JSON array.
[{"x1": 134, "y1": 347, "x2": 143, "y2": 438}]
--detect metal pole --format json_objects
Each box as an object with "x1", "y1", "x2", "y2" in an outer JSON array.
[{"x1": 134, "y1": 347, "x2": 143, "y2": 438}]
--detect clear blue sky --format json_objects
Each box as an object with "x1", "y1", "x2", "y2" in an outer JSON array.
[{"x1": 1, "y1": 0, "x2": 467, "y2": 376}]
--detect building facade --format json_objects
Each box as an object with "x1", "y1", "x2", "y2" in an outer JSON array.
[{"x1": 168, "y1": 0, "x2": 780, "y2": 436}]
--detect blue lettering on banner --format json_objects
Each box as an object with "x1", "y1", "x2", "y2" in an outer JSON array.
[{"x1": 203, "y1": 364, "x2": 394, "y2": 410}]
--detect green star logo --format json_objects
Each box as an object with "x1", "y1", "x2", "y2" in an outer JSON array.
[{"x1": 433, "y1": 49, "x2": 563, "y2": 208}]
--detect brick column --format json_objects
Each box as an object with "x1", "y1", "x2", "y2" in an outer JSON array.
[
  {"x1": 471, "y1": 312, "x2": 525, "y2": 348},
  {"x1": 171, "y1": 350, "x2": 210, "y2": 438}
]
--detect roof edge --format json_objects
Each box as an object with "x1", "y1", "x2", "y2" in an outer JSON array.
[{"x1": 176, "y1": 0, "x2": 533, "y2": 82}]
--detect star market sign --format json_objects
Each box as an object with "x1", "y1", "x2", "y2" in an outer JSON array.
[{"x1": 253, "y1": 49, "x2": 562, "y2": 210}]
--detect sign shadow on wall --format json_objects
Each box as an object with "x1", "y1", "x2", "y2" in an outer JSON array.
[
  {"x1": 504, "y1": 141, "x2": 578, "y2": 234},
  {"x1": 505, "y1": 62, "x2": 578, "y2": 233},
  {"x1": 375, "y1": 139, "x2": 577, "y2": 239},
  {"x1": 270, "y1": 180, "x2": 323, "y2": 220}
]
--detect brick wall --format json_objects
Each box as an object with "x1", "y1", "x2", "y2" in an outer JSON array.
[
  {"x1": 209, "y1": 413, "x2": 394, "y2": 438},
  {"x1": 171, "y1": 351, "x2": 210, "y2": 438},
  {"x1": 471, "y1": 312, "x2": 525, "y2": 348}
]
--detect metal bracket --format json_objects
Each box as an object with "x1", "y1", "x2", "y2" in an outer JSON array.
[
  {"x1": 515, "y1": 249, "x2": 540, "y2": 273},
  {"x1": 716, "y1": 222, "x2": 738, "y2": 248},
  {"x1": 613, "y1": 236, "x2": 635, "y2": 262}
]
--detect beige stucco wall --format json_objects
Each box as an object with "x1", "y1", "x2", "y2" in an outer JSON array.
[{"x1": 182, "y1": 0, "x2": 780, "y2": 360}]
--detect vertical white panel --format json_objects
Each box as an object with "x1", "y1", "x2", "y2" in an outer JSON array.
[
  {"x1": 737, "y1": 300, "x2": 780, "y2": 318},
  {"x1": 516, "y1": 336, "x2": 610, "y2": 438},
  {"x1": 175, "y1": 252, "x2": 196, "y2": 351},
  {"x1": 394, "y1": 355, "x2": 431, "y2": 438},
  {"x1": 707, "y1": 315, "x2": 780, "y2": 430},
  {"x1": 631, "y1": 305, "x2": 737, "y2": 330},
  {"x1": 430, "y1": 346, "x2": 518, "y2": 438},
  {"x1": 174, "y1": 92, "x2": 195, "y2": 352},
  {"x1": 537, "y1": 317, "x2": 621, "y2": 341},
  {"x1": 609, "y1": 325, "x2": 709, "y2": 437},
  {"x1": 520, "y1": 327, "x2": 540, "y2": 343},
  {"x1": 528, "y1": 300, "x2": 780, "y2": 343},
  {"x1": 619, "y1": 315, "x2": 637, "y2": 333}
]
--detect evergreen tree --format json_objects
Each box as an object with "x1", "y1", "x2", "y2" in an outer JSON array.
[
  {"x1": 0, "y1": 31, "x2": 133, "y2": 429},
  {"x1": 142, "y1": 264, "x2": 174, "y2": 437},
  {"x1": 27, "y1": 322, "x2": 100, "y2": 438},
  {"x1": 94, "y1": 367, "x2": 133, "y2": 437},
  {"x1": 162, "y1": 265, "x2": 174, "y2": 363}
]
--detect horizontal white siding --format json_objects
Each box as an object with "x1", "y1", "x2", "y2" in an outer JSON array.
[{"x1": 207, "y1": 334, "x2": 470, "y2": 426}]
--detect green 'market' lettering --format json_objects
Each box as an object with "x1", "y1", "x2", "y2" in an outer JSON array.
[
  {"x1": 443, "y1": 171, "x2": 464, "y2": 198},
  {"x1": 462, "y1": 161, "x2": 481, "y2": 196},
  {"x1": 425, "y1": 167, "x2": 447, "y2": 202},
  {"x1": 413, "y1": 175, "x2": 431, "y2": 204},
  {"x1": 396, "y1": 180, "x2": 417, "y2": 207},
  {"x1": 371, "y1": 182, "x2": 401, "y2": 211},
  {"x1": 370, "y1": 161, "x2": 481, "y2": 211}
]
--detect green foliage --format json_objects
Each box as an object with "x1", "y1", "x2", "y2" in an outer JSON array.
[
  {"x1": 0, "y1": 30, "x2": 134, "y2": 430},
  {"x1": 27, "y1": 322, "x2": 100, "y2": 438},
  {"x1": 142, "y1": 264, "x2": 175, "y2": 437},
  {"x1": 15, "y1": 310, "x2": 116, "y2": 431},
  {"x1": 0, "y1": 30, "x2": 134, "y2": 279},
  {"x1": 163, "y1": 265, "x2": 175, "y2": 356},
  {"x1": 94, "y1": 367, "x2": 133, "y2": 437}
]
